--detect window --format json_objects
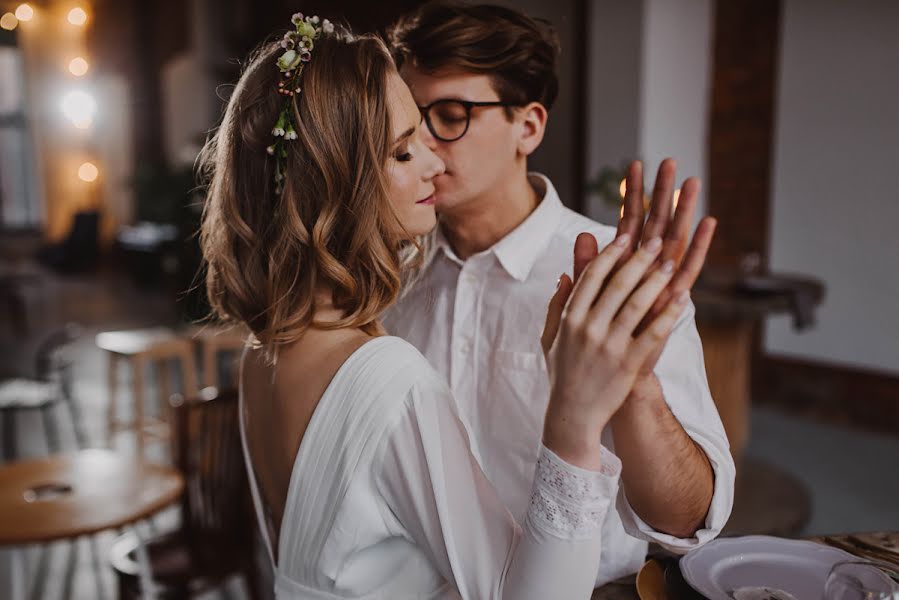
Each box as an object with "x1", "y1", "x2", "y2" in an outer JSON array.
[{"x1": 0, "y1": 28, "x2": 42, "y2": 228}]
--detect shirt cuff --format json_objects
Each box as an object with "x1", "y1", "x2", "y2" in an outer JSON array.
[
  {"x1": 526, "y1": 444, "x2": 622, "y2": 541},
  {"x1": 616, "y1": 429, "x2": 735, "y2": 553}
]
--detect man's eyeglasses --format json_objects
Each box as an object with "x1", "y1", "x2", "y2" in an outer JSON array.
[{"x1": 418, "y1": 99, "x2": 521, "y2": 142}]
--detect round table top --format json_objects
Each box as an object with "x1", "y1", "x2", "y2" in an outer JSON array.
[{"x1": 0, "y1": 448, "x2": 183, "y2": 545}]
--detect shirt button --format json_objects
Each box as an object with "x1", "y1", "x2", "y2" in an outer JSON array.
[{"x1": 458, "y1": 340, "x2": 471, "y2": 354}]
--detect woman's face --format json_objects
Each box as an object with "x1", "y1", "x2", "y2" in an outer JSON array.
[{"x1": 384, "y1": 71, "x2": 445, "y2": 238}]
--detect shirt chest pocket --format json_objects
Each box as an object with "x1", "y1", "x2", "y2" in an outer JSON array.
[{"x1": 485, "y1": 349, "x2": 549, "y2": 450}]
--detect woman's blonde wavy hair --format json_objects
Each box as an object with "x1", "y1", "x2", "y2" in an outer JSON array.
[{"x1": 199, "y1": 29, "x2": 424, "y2": 356}]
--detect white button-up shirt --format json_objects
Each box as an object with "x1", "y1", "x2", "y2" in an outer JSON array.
[{"x1": 383, "y1": 174, "x2": 734, "y2": 586}]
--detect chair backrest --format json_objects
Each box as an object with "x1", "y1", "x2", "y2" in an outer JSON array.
[
  {"x1": 34, "y1": 323, "x2": 82, "y2": 396},
  {"x1": 169, "y1": 387, "x2": 252, "y2": 544},
  {"x1": 66, "y1": 210, "x2": 99, "y2": 258}
]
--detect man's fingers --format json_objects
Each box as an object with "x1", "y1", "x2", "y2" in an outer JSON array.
[
  {"x1": 541, "y1": 274, "x2": 573, "y2": 355},
  {"x1": 627, "y1": 291, "x2": 691, "y2": 370},
  {"x1": 642, "y1": 158, "x2": 677, "y2": 243},
  {"x1": 617, "y1": 161, "x2": 645, "y2": 258},
  {"x1": 640, "y1": 216, "x2": 717, "y2": 330},
  {"x1": 573, "y1": 232, "x2": 599, "y2": 283},
  {"x1": 660, "y1": 177, "x2": 700, "y2": 266},
  {"x1": 669, "y1": 216, "x2": 716, "y2": 293}
]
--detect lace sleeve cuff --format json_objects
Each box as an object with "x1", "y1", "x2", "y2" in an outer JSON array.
[{"x1": 526, "y1": 444, "x2": 622, "y2": 541}]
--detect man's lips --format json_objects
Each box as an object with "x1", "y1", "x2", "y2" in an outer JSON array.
[{"x1": 416, "y1": 194, "x2": 436, "y2": 205}]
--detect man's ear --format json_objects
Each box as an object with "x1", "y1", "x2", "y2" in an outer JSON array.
[{"x1": 517, "y1": 102, "x2": 548, "y2": 157}]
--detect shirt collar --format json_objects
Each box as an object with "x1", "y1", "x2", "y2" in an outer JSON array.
[
  {"x1": 433, "y1": 173, "x2": 563, "y2": 281},
  {"x1": 492, "y1": 173, "x2": 563, "y2": 281}
]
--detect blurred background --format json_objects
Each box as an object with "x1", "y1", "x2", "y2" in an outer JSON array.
[{"x1": 0, "y1": 0, "x2": 896, "y2": 598}]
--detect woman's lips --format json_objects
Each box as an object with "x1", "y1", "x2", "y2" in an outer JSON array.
[{"x1": 416, "y1": 194, "x2": 436, "y2": 205}]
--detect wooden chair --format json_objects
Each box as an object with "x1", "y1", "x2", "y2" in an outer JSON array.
[
  {"x1": 0, "y1": 324, "x2": 86, "y2": 460},
  {"x1": 183, "y1": 324, "x2": 248, "y2": 389},
  {"x1": 96, "y1": 327, "x2": 199, "y2": 457},
  {"x1": 109, "y1": 387, "x2": 262, "y2": 599}
]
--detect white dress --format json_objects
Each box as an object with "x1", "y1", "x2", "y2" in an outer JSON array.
[{"x1": 239, "y1": 336, "x2": 623, "y2": 599}]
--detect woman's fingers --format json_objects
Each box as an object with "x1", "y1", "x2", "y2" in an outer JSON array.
[
  {"x1": 626, "y1": 291, "x2": 691, "y2": 371},
  {"x1": 541, "y1": 274, "x2": 573, "y2": 356},
  {"x1": 584, "y1": 236, "x2": 663, "y2": 330},
  {"x1": 605, "y1": 259, "x2": 675, "y2": 348},
  {"x1": 564, "y1": 233, "x2": 630, "y2": 323}
]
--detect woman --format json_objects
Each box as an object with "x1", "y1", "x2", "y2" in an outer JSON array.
[{"x1": 199, "y1": 16, "x2": 688, "y2": 599}]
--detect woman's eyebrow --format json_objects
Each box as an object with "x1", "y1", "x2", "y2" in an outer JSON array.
[{"x1": 392, "y1": 126, "x2": 416, "y2": 146}]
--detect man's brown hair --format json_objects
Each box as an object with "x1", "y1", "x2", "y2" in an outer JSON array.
[{"x1": 388, "y1": 1, "x2": 561, "y2": 111}]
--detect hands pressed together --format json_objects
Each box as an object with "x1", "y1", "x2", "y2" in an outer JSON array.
[{"x1": 540, "y1": 158, "x2": 717, "y2": 470}]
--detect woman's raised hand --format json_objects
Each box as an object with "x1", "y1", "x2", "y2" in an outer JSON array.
[{"x1": 539, "y1": 233, "x2": 690, "y2": 470}]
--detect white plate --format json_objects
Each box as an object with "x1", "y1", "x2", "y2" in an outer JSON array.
[{"x1": 680, "y1": 535, "x2": 856, "y2": 600}]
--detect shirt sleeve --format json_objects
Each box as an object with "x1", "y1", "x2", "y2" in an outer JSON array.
[
  {"x1": 374, "y1": 372, "x2": 622, "y2": 600},
  {"x1": 615, "y1": 300, "x2": 736, "y2": 552}
]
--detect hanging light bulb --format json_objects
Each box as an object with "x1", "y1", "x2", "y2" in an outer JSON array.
[
  {"x1": 0, "y1": 13, "x2": 18, "y2": 30},
  {"x1": 14, "y1": 4, "x2": 33, "y2": 22},
  {"x1": 61, "y1": 89, "x2": 97, "y2": 129},
  {"x1": 69, "y1": 57, "x2": 89, "y2": 77},
  {"x1": 78, "y1": 162, "x2": 99, "y2": 182},
  {"x1": 67, "y1": 7, "x2": 87, "y2": 26}
]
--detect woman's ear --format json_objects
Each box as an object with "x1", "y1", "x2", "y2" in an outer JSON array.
[{"x1": 517, "y1": 102, "x2": 548, "y2": 157}]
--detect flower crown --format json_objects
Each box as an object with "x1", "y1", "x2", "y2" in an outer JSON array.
[{"x1": 266, "y1": 14, "x2": 335, "y2": 194}]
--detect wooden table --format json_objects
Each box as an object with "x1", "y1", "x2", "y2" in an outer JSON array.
[
  {"x1": 591, "y1": 532, "x2": 899, "y2": 599},
  {"x1": 693, "y1": 270, "x2": 825, "y2": 464},
  {"x1": 0, "y1": 449, "x2": 184, "y2": 599}
]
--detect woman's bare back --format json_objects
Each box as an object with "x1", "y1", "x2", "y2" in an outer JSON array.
[{"x1": 241, "y1": 328, "x2": 374, "y2": 558}]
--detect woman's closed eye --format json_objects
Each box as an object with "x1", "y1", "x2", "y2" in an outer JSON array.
[{"x1": 395, "y1": 148, "x2": 413, "y2": 162}]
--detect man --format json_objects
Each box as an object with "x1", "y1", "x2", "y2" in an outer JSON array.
[{"x1": 384, "y1": 1, "x2": 734, "y2": 585}]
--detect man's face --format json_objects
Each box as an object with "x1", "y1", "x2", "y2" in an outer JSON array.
[{"x1": 399, "y1": 65, "x2": 522, "y2": 215}]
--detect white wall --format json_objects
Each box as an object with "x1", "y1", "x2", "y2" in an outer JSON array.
[
  {"x1": 585, "y1": 0, "x2": 643, "y2": 224},
  {"x1": 585, "y1": 0, "x2": 713, "y2": 226},
  {"x1": 640, "y1": 0, "x2": 712, "y2": 222},
  {"x1": 764, "y1": 0, "x2": 899, "y2": 375}
]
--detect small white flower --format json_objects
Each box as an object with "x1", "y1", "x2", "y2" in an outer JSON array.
[
  {"x1": 310, "y1": 16, "x2": 320, "y2": 24},
  {"x1": 285, "y1": 130, "x2": 298, "y2": 140},
  {"x1": 277, "y1": 49, "x2": 302, "y2": 72},
  {"x1": 291, "y1": 13, "x2": 304, "y2": 26},
  {"x1": 322, "y1": 19, "x2": 334, "y2": 34},
  {"x1": 266, "y1": 145, "x2": 276, "y2": 155},
  {"x1": 272, "y1": 127, "x2": 285, "y2": 137}
]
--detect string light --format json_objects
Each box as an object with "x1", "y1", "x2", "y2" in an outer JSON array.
[
  {"x1": 0, "y1": 13, "x2": 17, "y2": 30},
  {"x1": 78, "y1": 162, "x2": 99, "y2": 182},
  {"x1": 68, "y1": 57, "x2": 89, "y2": 77},
  {"x1": 14, "y1": 4, "x2": 33, "y2": 22},
  {"x1": 67, "y1": 7, "x2": 87, "y2": 26},
  {"x1": 61, "y1": 90, "x2": 97, "y2": 129}
]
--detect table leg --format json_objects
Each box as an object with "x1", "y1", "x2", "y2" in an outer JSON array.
[
  {"x1": 132, "y1": 357, "x2": 146, "y2": 458},
  {"x1": 61, "y1": 538, "x2": 78, "y2": 600},
  {"x1": 1, "y1": 410, "x2": 15, "y2": 461},
  {"x1": 106, "y1": 353, "x2": 119, "y2": 448},
  {"x1": 0, "y1": 548, "x2": 26, "y2": 600},
  {"x1": 130, "y1": 525, "x2": 159, "y2": 600}
]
